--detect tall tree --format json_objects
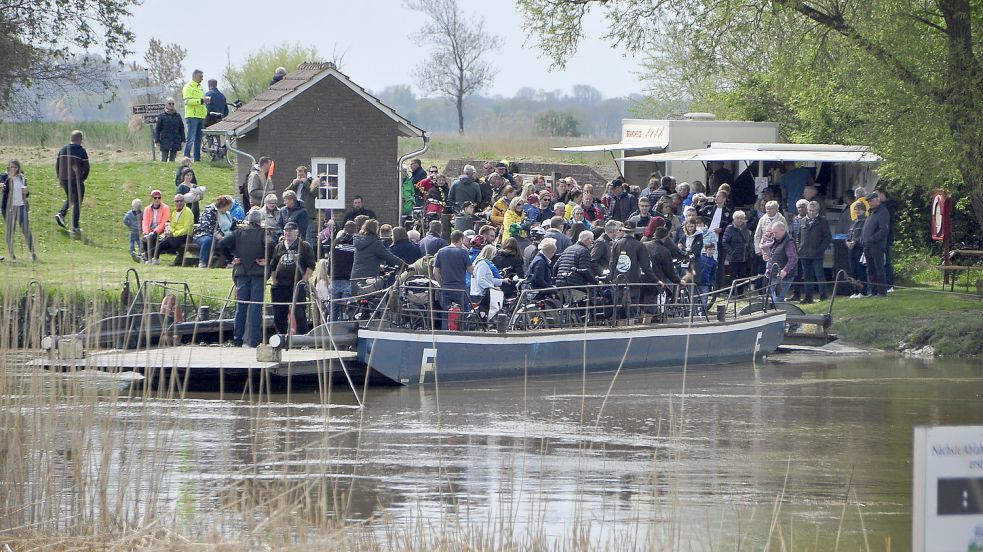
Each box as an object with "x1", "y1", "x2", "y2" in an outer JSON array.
[
  {"x1": 143, "y1": 38, "x2": 187, "y2": 94},
  {"x1": 0, "y1": 0, "x2": 136, "y2": 118},
  {"x1": 518, "y1": 0, "x2": 983, "y2": 231},
  {"x1": 407, "y1": 0, "x2": 499, "y2": 134}
]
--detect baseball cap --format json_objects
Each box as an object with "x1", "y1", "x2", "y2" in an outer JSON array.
[
  {"x1": 866, "y1": 192, "x2": 879, "y2": 201},
  {"x1": 529, "y1": 227, "x2": 546, "y2": 239},
  {"x1": 150, "y1": 190, "x2": 162, "y2": 198},
  {"x1": 527, "y1": 194, "x2": 539, "y2": 203},
  {"x1": 463, "y1": 229, "x2": 476, "y2": 238},
  {"x1": 471, "y1": 235, "x2": 486, "y2": 248},
  {"x1": 623, "y1": 219, "x2": 637, "y2": 230}
]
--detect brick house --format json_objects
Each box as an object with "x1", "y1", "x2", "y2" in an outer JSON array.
[{"x1": 206, "y1": 62, "x2": 427, "y2": 225}]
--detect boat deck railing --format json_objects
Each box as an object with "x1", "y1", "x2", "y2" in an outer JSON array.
[{"x1": 349, "y1": 273, "x2": 777, "y2": 333}]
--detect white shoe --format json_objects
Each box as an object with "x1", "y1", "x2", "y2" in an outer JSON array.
[
  {"x1": 151, "y1": 258, "x2": 160, "y2": 265},
  {"x1": 886, "y1": 287, "x2": 895, "y2": 293},
  {"x1": 849, "y1": 293, "x2": 861, "y2": 299}
]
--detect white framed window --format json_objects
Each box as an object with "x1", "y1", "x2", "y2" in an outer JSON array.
[{"x1": 312, "y1": 157, "x2": 346, "y2": 210}]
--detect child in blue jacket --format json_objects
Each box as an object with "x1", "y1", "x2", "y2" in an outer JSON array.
[
  {"x1": 698, "y1": 243, "x2": 718, "y2": 311},
  {"x1": 123, "y1": 199, "x2": 143, "y2": 260}
]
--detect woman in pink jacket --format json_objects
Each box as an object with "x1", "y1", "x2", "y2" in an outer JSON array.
[{"x1": 140, "y1": 189, "x2": 171, "y2": 264}]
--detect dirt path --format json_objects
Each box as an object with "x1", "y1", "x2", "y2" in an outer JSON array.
[{"x1": 0, "y1": 146, "x2": 150, "y2": 166}]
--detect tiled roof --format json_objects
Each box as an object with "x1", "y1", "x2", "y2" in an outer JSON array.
[{"x1": 206, "y1": 62, "x2": 425, "y2": 138}]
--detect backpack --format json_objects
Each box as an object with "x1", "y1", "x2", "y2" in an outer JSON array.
[{"x1": 239, "y1": 169, "x2": 254, "y2": 210}]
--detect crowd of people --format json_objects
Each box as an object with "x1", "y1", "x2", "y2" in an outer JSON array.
[
  {"x1": 298, "y1": 161, "x2": 897, "y2": 335},
  {"x1": 83, "y1": 138, "x2": 904, "y2": 341},
  {"x1": 0, "y1": 113, "x2": 900, "y2": 343}
]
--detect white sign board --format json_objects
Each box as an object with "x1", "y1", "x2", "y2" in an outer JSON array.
[
  {"x1": 116, "y1": 70, "x2": 148, "y2": 81},
  {"x1": 913, "y1": 426, "x2": 983, "y2": 552},
  {"x1": 622, "y1": 123, "x2": 668, "y2": 144}
]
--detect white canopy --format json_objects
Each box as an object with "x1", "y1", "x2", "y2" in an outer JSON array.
[
  {"x1": 618, "y1": 143, "x2": 882, "y2": 164},
  {"x1": 553, "y1": 141, "x2": 669, "y2": 153}
]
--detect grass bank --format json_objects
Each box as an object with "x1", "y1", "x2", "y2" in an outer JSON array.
[
  {"x1": 800, "y1": 288, "x2": 983, "y2": 356},
  {"x1": 0, "y1": 158, "x2": 238, "y2": 307}
]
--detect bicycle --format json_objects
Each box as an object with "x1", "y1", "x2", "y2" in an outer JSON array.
[{"x1": 201, "y1": 100, "x2": 242, "y2": 167}]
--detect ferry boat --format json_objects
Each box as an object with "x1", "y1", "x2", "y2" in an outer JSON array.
[
  {"x1": 33, "y1": 274, "x2": 786, "y2": 388},
  {"x1": 349, "y1": 276, "x2": 786, "y2": 385}
]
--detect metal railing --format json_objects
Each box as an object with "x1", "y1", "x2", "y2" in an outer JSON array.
[{"x1": 347, "y1": 274, "x2": 774, "y2": 334}]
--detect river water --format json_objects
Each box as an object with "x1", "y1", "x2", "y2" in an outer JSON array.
[{"x1": 18, "y1": 356, "x2": 983, "y2": 548}]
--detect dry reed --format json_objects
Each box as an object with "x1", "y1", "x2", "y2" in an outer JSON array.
[{"x1": 0, "y1": 279, "x2": 879, "y2": 551}]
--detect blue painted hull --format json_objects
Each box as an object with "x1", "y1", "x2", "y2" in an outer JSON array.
[{"x1": 356, "y1": 311, "x2": 786, "y2": 385}]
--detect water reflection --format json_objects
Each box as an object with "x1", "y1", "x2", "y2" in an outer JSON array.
[{"x1": 32, "y1": 358, "x2": 983, "y2": 547}]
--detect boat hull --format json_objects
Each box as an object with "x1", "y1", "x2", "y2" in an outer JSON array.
[{"x1": 357, "y1": 311, "x2": 786, "y2": 385}]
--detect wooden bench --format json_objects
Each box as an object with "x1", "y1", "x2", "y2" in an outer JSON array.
[
  {"x1": 175, "y1": 234, "x2": 229, "y2": 268},
  {"x1": 940, "y1": 264, "x2": 983, "y2": 293}
]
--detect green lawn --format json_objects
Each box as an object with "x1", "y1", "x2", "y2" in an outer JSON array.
[
  {"x1": 800, "y1": 288, "x2": 983, "y2": 355},
  {"x1": 1, "y1": 159, "x2": 239, "y2": 306}
]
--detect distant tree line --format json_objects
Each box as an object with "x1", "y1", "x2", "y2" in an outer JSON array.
[{"x1": 377, "y1": 84, "x2": 641, "y2": 138}]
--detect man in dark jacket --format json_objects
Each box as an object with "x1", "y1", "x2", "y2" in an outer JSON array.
[
  {"x1": 277, "y1": 190, "x2": 310, "y2": 243},
  {"x1": 627, "y1": 196, "x2": 655, "y2": 230},
  {"x1": 447, "y1": 165, "x2": 482, "y2": 210},
  {"x1": 701, "y1": 190, "x2": 734, "y2": 288},
  {"x1": 269, "y1": 221, "x2": 316, "y2": 335},
  {"x1": 218, "y1": 208, "x2": 269, "y2": 347},
  {"x1": 523, "y1": 227, "x2": 545, "y2": 275},
  {"x1": 526, "y1": 237, "x2": 557, "y2": 290},
  {"x1": 544, "y1": 216, "x2": 572, "y2": 254},
  {"x1": 877, "y1": 188, "x2": 898, "y2": 291},
  {"x1": 328, "y1": 221, "x2": 357, "y2": 321},
  {"x1": 609, "y1": 220, "x2": 653, "y2": 283},
  {"x1": 647, "y1": 228, "x2": 681, "y2": 286},
  {"x1": 610, "y1": 220, "x2": 655, "y2": 322},
  {"x1": 433, "y1": 230, "x2": 474, "y2": 329},
  {"x1": 409, "y1": 159, "x2": 428, "y2": 185},
  {"x1": 861, "y1": 193, "x2": 890, "y2": 297},
  {"x1": 154, "y1": 98, "x2": 186, "y2": 162},
  {"x1": 495, "y1": 162, "x2": 516, "y2": 187},
  {"x1": 342, "y1": 195, "x2": 376, "y2": 223},
  {"x1": 204, "y1": 79, "x2": 229, "y2": 124},
  {"x1": 419, "y1": 220, "x2": 449, "y2": 256},
  {"x1": 554, "y1": 230, "x2": 595, "y2": 287},
  {"x1": 797, "y1": 201, "x2": 832, "y2": 302},
  {"x1": 608, "y1": 180, "x2": 638, "y2": 223},
  {"x1": 55, "y1": 130, "x2": 90, "y2": 234},
  {"x1": 590, "y1": 220, "x2": 620, "y2": 278},
  {"x1": 722, "y1": 210, "x2": 754, "y2": 287},
  {"x1": 350, "y1": 220, "x2": 405, "y2": 281}
]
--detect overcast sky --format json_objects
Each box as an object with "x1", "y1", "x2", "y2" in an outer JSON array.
[{"x1": 128, "y1": 0, "x2": 644, "y2": 99}]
